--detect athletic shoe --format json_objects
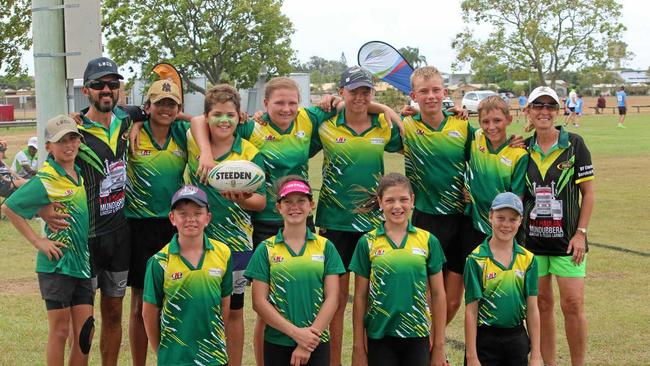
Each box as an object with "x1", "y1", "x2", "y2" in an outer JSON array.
[
  {"x1": 573, "y1": 123, "x2": 579, "y2": 127},
  {"x1": 617, "y1": 123, "x2": 626, "y2": 128}
]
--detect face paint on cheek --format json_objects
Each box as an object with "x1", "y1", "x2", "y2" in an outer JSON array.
[{"x1": 208, "y1": 115, "x2": 238, "y2": 126}]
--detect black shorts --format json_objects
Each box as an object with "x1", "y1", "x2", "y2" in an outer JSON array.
[
  {"x1": 89, "y1": 224, "x2": 130, "y2": 297},
  {"x1": 467, "y1": 324, "x2": 530, "y2": 366},
  {"x1": 618, "y1": 106, "x2": 627, "y2": 115},
  {"x1": 412, "y1": 210, "x2": 474, "y2": 274},
  {"x1": 568, "y1": 106, "x2": 576, "y2": 112},
  {"x1": 367, "y1": 336, "x2": 429, "y2": 366},
  {"x1": 264, "y1": 341, "x2": 329, "y2": 366},
  {"x1": 252, "y1": 217, "x2": 316, "y2": 248},
  {"x1": 37, "y1": 272, "x2": 94, "y2": 310},
  {"x1": 319, "y1": 228, "x2": 365, "y2": 270},
  {"x1": 462, "y1": 219, "x2": 488, "y2": 256},
  {"x1": 127, "y1": 217, "x2": 176, "y2": 289}
]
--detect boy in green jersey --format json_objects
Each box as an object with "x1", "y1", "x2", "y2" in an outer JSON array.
[
  {"x1": 3, "y1": 115, "x2": 94, "y2": 365},
  {"x1": 464, "y1": 96, "x2": 528, "y2": 249},
  {"x1": 126, "y1": 79, "x2": 189, "y2": 366},
  {"x1": 142, "y1": 185, "x2": 233, "y2": 366},
  {"x1": 464, "y1": 192, "x2": 542, "y2": 366}
]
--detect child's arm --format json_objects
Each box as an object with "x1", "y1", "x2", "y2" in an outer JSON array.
[
  {"x1": 352, "y1": 274, "x2": 369, "y2": 366},
  {"x1": 251, "y1": 279, "x2": 320, "y2": 351},
  {"x1": 428, "y1": 272, "x2": 447, "y2": 366},
  {"x1": 464, "y1": 301, "x2": 481, "y2": 366},
  {"x1": 526, "y1": 296, "x2": 543, "y2": 366},
  {"x1": 221, "y1": 295, "x2": 231, "y2": 332},
  {"x1": 142, "y1": 302, "x2": 161, "y2": 353},
  {"x1": 3, "y1": 204, "x2": 66, "y2": 260},
  {"x1": 190, "y1": 114, "x2": 216, "y2": 183}
]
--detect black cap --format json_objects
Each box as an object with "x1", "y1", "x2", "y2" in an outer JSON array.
[
  {"x1": 83, "y1": 57, "x2": 124, "y2": 83},
  {"x1": 339, "y1": 66, "x2": 374, "y2": 90}
]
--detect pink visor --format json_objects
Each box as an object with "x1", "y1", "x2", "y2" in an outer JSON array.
[{"x1": 278, "y1": 180, "x2": 312, "y2": 201}]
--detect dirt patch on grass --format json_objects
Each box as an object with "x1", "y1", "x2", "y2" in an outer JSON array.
[{"x1": 0, "y1": 277, "x2": 39, "y2": 295}]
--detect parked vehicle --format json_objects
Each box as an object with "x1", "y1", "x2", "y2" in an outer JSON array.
[{"x1": 461, "y1": 90, "x2": 497, "y2": 113}]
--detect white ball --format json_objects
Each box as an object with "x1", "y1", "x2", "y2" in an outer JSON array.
[{"x1": 207, "y1": 160, "x2": 265, "y2": 193}]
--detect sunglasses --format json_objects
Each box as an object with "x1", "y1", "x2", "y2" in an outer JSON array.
[
  {"x1": 86, "y1": 80, "x2": 121, "y2": 90},
  {"x1": 529, "y1": 102, "x2": 560, "y2": 111}
]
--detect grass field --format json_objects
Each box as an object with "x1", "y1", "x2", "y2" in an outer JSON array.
[{"x1": 1, "y1": 113, "x2": 649, "y2": 365}]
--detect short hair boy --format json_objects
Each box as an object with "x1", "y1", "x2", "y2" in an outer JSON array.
[
  {"x1": 463, "y1": 192, "x2": 542, "y2": 366},
  {"x1": 142, "y1": 185, "x2": 233, "y2": 366},
  {"x1": 464, "y1": 95, "x2": 528, "y2": 249},
  {"x1": 2, "y1": 115, "x2": 94, "y2": 365}
]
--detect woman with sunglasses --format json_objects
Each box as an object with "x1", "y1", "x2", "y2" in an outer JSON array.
[{"x1": 522, "y1": 86, "x2": 595, "y2": 366}]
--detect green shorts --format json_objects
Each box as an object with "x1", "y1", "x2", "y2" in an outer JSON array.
[{"x1": 536, "y1": 255, "x2": 587, "y2": 278}]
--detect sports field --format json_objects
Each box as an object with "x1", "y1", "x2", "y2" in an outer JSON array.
[{"x1": 1, "y1": 113, "x2": 648, "y2": 365}]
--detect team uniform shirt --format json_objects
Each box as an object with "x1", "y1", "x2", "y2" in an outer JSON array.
[
  {"x1": 465, "y1": 129, "x2": 528, "y2": 235},
  {"x1": 186, "y1": 132, "x2": 266, "y2": 253},
  {"x1": 76, "y1": 107, "x2": 131, "y2": 237},
  {"x1": 523, "y1": 127, "x2": 594, "y2": 256},
  {"x1": 315, "y1": 110, "x2": 402, "y2": 232},
  {"x1": 616, "y1": 90, "x2": 627, "y2": 107},
  {"x1": 464, "y1": 238, "x2": 538, "y2": 328},
  {"x1": 4, "y1": 157, "x2": 90, "y2": 278},
  {"x1": 126, "y1": 120, "x2": 189, "y2": 218},
  {"x1": 244, "y1": 229, "x2": 345, "y2": 346},
  {"x1": 237, "y1": 106, "x2": 334, "y2": 223},
  {"x1": 349, "y1": 222, "x2": 445, "y2": 339},
  {"x1": 403, "y1": 112, "x2": 471, "y2": 215},
  {"x1": 11, "y1": 148, "x2": 38, "y2": 178},
  {"x1": 143, "y1": 234, "x2": 233, "y2": 366}
]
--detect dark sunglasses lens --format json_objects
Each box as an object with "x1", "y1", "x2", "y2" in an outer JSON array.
[{"x1": 87, "y1": 80, "x2": 120, "y2": 90}]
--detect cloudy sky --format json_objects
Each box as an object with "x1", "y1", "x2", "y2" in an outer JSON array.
[
  {"x1": 281, "y1": 0, "x2": 650, "y2": 73},
  {"x1": 19, "y1": 0, "x2": 650, "y2": 75}
]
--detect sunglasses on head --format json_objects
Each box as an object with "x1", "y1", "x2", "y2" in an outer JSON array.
[
  {"x1": 86, "y1": 80, "x2": 121, "y2": 90},
  {"x1": 529, "y1": 102, "x2": 559, "y2": 111}
]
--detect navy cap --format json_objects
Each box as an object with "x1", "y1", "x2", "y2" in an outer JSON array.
[
  {"x1": 491, "y1": 192, "x2": 524, "y2": 216},
  {"x1": 339, "y1": 66, "x2": 374, "y2": 90},
  {"x1": 83, "y1": 57, "x2": 124, "y2": 83},
  {"x1": 171, "y1": 185, "x2": 209, "y2": 209}
]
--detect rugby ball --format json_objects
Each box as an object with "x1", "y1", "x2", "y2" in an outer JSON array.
[{"x1": 207, "y1": 160, "x2": 265, "y2": 193}]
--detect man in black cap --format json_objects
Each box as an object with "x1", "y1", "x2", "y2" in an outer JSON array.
[{"x1": 40, "y1": 56, "x2": 132, "y2": 366}]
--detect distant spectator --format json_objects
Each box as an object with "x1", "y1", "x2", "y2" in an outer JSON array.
[
  {"x1": 564, "y1": 88, "x2": 578, "y2": 126},
  {"x1": 574, "y1": 94, "x2": 584, "y2": 127},
  {"x1": 616, "y1": 86, "x2": 627, "y2": 128},
  {"x1": 517, "y1": 91, "x2": 527, "y2": 122},
  {"x1": 11, "y1": 136, "x2": 38, "y2": 178},
  {"x1": 596, "y1": 94, "x2": 606, "y2": 114},
  {"x1": 0, "y1": 140, "x2": 27, "y2": 199}
]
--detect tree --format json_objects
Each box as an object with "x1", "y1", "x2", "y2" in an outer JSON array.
[
  {"x1": 399, "y1": 46, "x2": 427, "y2": 68},
  {"x1": 103, "y1": 0, "x2": 295, "y2": 93},
  {"x1": 452, "y1": 0, "x2": 625, "y2": 88},
  {"x1": 293, "y1": 56, "x2": 347, "y2": 85},
  {"x1": 0, "y1": 0, "x2": 31, "y2": 75}
]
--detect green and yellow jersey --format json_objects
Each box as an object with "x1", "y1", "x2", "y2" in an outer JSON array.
[
  {"x1": 464, "y1": 239, "x2": 538, "y2": 328},
  {"x1": 403, "y1": 112, "x2": 471, "y2": 215},
  {"x1": 349, "y1": 222, "x2": 445, "y2": 339},
  {"x1": 466, "y1": 129, "x2": 528, "y2": 235},
  {"x1": 244, "y1": 229, "x2": 345, "y2": 346},
  {"x1": 143, "y1": 234, "x2": 232, "y2": 366},
  {"x1": 76, "y1": 107, "x2": 131, "y2": 238},
  {"x1": 126, "y1": 120, "x2": 189, "y2": 218},
  {"x1": 237, "y1": 106, "x2": 334, "y2": 223},
  {"x1": 186, "y1": 132, "x2": 266, "y2": 253},
  {"x1": 4, "y1": 157, "x2": 90, "y2": 278},
  {"x1": 523, "y1": 127, "x2": 594, "y2": 255},
  {"x1": 315, "y1": 110, "x2": 402, "y2": 232}
]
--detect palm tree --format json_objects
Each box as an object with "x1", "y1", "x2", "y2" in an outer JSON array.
[{"x1": 399, "y1": 46, "x2": 427, "y2": 68}]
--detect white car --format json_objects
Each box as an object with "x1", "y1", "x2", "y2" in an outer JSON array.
[{"x1": 461, "y1": 90, "x2": 498, "y2": 113}]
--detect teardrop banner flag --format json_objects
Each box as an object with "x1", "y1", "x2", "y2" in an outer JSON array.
[{"x1": 357, "y1": 41, "x2": 414, "y2": 94}]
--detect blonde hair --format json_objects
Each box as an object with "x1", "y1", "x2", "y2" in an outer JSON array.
[
  {"x1": 204, "y1": 84, "x2": 241, "y2": 115},
  {"x1": 410, "y1": 66, "x2": 443, "y2": 89},
  {"x1": 478, "y1": 95, "x2": 511, "y2": 119},
  {"x1": 264, "y1": 77, "x2": 301, "y2": 101}
]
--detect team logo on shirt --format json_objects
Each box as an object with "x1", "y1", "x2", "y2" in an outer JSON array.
[
  {"x1": 374, "y1": 249, "x2": 385, "y2": 256},
  {"x1": 478, "y1": 145, "x2": 486, "y2": 153},
  {"x1": 272, "y1": 255, "x2": 284, "y2": 263},
  {"x1": 171, "y1": 271, "x2": 183, "y2": 280},
  {"x1": 311, "y1": 254, "x2": 325, "y2": 262},
  {"x1": 172, "y1": 150, "x2": 184, "y2": 157},
  {"x1": 140, "y1": 150, "x2": 151, "y2": 156},
  {"x1": 416, "y1": 129, "x2": 425, "y2": 135},
  {"x1": 295, "y1": 131, "x2": 305, "y2": 138},
  {"x1": 370, "y1": 137, "x2": 385, "y2": 145},
  {"x1": 64, "y1": 189, "x2": 74, "y2": 196},
  {"x1": 265, "y1": 134, "x2": 276, "y2": 141},
  {"x1": 515, "y1": 269, "x2": 525, "y2": 278},
  {"x1": 208, "y1": 268, "x2": 223, "y2": 277},
  {"x1": 412, "y1": 247, "x2": 427, "y2": 256},
  {"x1": 335, "y1": 137, "x2": 347, "y2": 144},
  {"x1": 500, "y1": 156, "x2": 512, "y2": 167},
  {"x1": 486, "y1": 272, "x2": 497, "y2": 280},
  {"x1": 557, "y1": 160, "x2": 574, "y2": 170},
  {"x1": 447, "y1": 131, "x2": 463, "y2": 138}
]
